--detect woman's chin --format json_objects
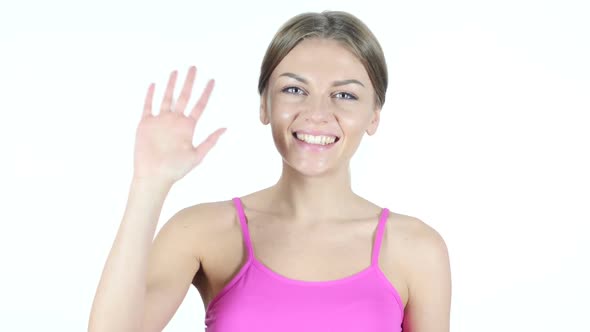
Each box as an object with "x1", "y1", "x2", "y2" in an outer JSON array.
[{"x1": 285, "y1": 160, "x2": 339, "y2": 177}]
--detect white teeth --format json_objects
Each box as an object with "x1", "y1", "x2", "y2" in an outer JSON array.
[{"x1": 295, "y1": 132, "x2": 337, "y2": 145}]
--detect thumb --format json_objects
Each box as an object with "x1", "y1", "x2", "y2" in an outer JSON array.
[{"x1": 189, "y1": 128, "x2": 226, "y2": 168}]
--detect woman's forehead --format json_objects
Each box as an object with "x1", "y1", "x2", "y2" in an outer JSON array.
[{"x1": 270, "y1": 38, "x2": 371, "y2": 85}]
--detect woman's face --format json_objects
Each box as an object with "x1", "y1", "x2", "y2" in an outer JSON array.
[{"x1": 260, "y1": 37, "x2": 381, "y2": 176}]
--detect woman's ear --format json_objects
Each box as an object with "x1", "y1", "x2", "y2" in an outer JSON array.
[
  {"x1": 259, "y1": 91, "x2": 270, "y2": 125},
  {"x1": 366, "y1": 107, "x2": 381, "y2": 136}
]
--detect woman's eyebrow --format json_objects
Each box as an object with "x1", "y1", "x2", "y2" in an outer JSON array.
[
  {"x1": 279, "y1": 72, "x2": 365, "y2": 88},
  {"x1": 333, "y1": 79, "x2": 365, "y2": 88}
]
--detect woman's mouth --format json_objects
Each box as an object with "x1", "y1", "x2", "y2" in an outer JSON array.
[{"x1": 292, "y1": 132, "x2": 340, "y2": 151}]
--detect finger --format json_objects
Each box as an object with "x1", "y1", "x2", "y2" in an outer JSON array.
[
  {"x1": 174, "y1": 66, "x2": 197, "y2": 115},
  {"x1": 142, "y1": 83, "x2": 155, "y2": 118},
  {"x1": 188, "y1": 79, "x2": 215, "y2": 122},
  {"x1": 160, "y1": 70, "x2": 178, "y2": 113},
  {"x1": 190, "y1": 127, "x2": 227, "y2": 166}
]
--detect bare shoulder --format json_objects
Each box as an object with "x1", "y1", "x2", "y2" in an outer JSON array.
[
  {"x1": 386, "y1": 212, "x2": 451, "y2": 330},
  {"x1": 386, "y1": 212, "x2": 449, "y2": 255},
  {"x1": 140, "y1": 199, "x2": 239, "y2": 330},
  {"x1": 160, "y1": 199, "x2": 237, "y2": 261},
  {"x1": 172, "y1": 199, "x2": 235, "y2": 228},
  {"x1": 386, "y1": 211, "x2": 450, "y2": 277}
]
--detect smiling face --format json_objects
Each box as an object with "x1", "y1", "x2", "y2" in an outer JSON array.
[{"x1": 260, "y1": 37, "x2": 381, "y2": 176}]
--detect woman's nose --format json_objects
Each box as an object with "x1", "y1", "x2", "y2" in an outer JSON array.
[{"x1": 302, "y1": 96, "x2": 333, "y2": 123}]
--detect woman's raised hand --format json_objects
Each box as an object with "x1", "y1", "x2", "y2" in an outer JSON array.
[{"x1": 132, "y1": 66, "x2": 226, "y2": 184}]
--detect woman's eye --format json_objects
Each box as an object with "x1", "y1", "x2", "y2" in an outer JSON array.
[
  {"x1": 282, "y1": 86, "x2": 305, "y2": 95},
  {"x1": 281, "y1": 87, "x2": 356, "y2": 100},
  {"x1": 334, "y1": 92, "x2": 358, "y2": 100}
]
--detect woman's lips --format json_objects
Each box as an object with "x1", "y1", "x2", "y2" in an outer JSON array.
[
  {"x1": 293, "y1": 129, "x2": 341, "y2": 138},
  {"x1": 292, "y1": 132, "x2": 340, "y2": 152}
]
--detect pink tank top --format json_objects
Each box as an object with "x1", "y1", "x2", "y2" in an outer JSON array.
[{"x1": 204, "y1": 197, "x2": 404, "y2": 331}]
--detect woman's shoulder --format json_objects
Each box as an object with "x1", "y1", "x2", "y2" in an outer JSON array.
[
  {"x1": 386, "y1": 210, "x2": 448, "y2": 253},
  {"x1": 174, "y1": 198, "x2": 238, "y2": 234},
  {"x1": 157, "y1": 199, "x2": 239, "y2": 257},
  {"x1": 386, "y1": 210, "x2": 439, "y2": 235},
  {"x1": 385, "y1": 210, "x2": 450, "y2": 283}
]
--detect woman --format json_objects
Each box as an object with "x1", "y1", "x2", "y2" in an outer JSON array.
[{"x1": 89, "y1": 10, "x2": 451, "y2": 332}]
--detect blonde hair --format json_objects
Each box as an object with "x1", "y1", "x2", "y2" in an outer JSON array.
[{"x1": 258, "y1": 10, "x2": 388, "y2": 108}]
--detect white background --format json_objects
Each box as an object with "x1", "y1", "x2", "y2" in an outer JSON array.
[{"x1": 1, "y1": 0, "x2": 589, "y2": 331}]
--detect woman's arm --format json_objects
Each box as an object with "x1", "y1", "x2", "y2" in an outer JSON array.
[
  {"x1": 88, "y1": 178, "x2": 170, "y2": 331},
  {"x1": 402, "y1": 222, "x2": 452, "y2": 331},
  {"x1": 88, "y1": 66, "x2": 226, "y2": 331},
  {"x1": 88, "y1": 178, "x2": 203, "y2": 332}
]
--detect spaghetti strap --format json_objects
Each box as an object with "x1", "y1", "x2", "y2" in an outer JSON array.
[
  {"x1": 232, "y1": 197, "x2": 254, "y2": 259},
  {"x1": 371, "y1": 208, "x2": 390, "y2": 266},
  {"x1": 205, "y1": 202, "x2": 404, "y2": 330}
]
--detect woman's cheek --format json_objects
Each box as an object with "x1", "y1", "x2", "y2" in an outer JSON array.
[
  {"x1": 330, "y1": 102, "x2": 362, "y2": 118},
  {"x1": 271, "y1": 98, "x2": 302, "y2": 117},
  {"x1": 337, "y1": 99, "x2": 374, "y2": 116}
]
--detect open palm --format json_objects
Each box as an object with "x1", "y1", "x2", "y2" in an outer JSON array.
[{"x1": 133, "y1": 66, "x2": 226, "y2": 183}]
